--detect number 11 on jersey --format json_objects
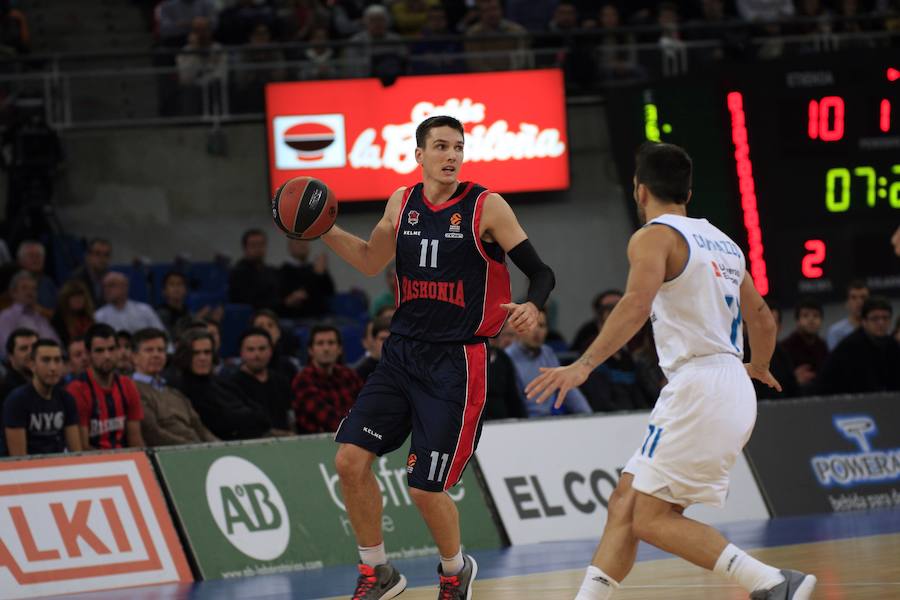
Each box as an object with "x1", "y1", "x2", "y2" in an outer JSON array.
[{"x1": 419, "y1": 239, "x2": 439, "y2": 268}]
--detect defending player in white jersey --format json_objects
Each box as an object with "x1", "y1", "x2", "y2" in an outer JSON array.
[{"x1": 526, "y1": 143, "x2": 816, "y2": 600}]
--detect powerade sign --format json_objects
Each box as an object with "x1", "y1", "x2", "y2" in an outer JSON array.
[
  {"x1": 745, "y1": 393, "x2": 900, "y2": 516},
  {"x1": 154, "y1": 437, "x2": 502, "y2": 579}
]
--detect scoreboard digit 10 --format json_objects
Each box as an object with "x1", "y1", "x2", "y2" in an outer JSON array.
[{"x1": 606, "y1": 52, "x2": 900, "y2": 303}]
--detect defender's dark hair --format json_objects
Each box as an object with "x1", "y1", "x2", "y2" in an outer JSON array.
[
  {"x1": 634, "y1": 142, "x2": 692, "y2": 204},
  {"x1": 416, "y1": 115, "x2": 465, "y2": 148},
  {"x1": 794, "y1": 297, "x2": 823, "y2": 320},
  {"x1": 84, "y1": 323, "x2": 117, "y2": 352}
]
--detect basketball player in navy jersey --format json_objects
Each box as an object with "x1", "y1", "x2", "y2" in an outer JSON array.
[
  {"x1": 321, "y1": 115, "x2": 555, "y2": 599},
  {"x1": 526, "y1": 143, "x2": 815, "y2": 600}
]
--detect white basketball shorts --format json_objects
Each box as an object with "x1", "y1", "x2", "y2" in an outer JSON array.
[{"x1": 623, "y1": 354, "x2": 757, "y2": 507}]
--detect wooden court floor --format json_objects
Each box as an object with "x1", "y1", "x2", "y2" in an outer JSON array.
[{"x1": 326, "y1": 534, "x2": 900, "y2": 600}]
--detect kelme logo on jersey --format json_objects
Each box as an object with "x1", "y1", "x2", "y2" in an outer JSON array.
[
  {"x1": 273, "y1": 114, "x2": 347, "y2": 170},
  {"x1": 407, "y1": 210, "x2": 420, "y2": 226},
  {"x1": 205, "y1": 456, "x2": 290, "y2": 561}
]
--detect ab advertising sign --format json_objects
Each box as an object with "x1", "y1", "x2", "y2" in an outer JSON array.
[
  {"x1": 154, "y1": 436, "x2": 502, "y2": 579},
  {"x1": 265, "y1": 69, "x2": 569, "y2": 201},
  {"x1": 745, "y1": 393, "x2": 900, "y2": 516},
  {"x1": 0, "y1": 453, "x2": 192, "y2": 599},
  {"x1": 476, "y1": 414, "x2": 769, "y2": 545}
]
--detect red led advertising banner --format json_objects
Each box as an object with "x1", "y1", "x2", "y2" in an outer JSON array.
[{"x1": 265, "y1": 69, "x2": 569, "y2": 201}]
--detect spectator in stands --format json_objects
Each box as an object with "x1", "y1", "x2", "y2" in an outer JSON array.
[
  {"x1": 231, "y1": 328, "x2": 294, "y2": 434},
  {"x1": 51, "y1": 280, "x2": 95, "y2": 347},
  {"x1": 16, "y1": 240, "x2": 56, "y2": 317},
  {"x1": 0, "y1": 0, "x2": 30, "y2": 55},
  {"x1": 818, "y1": 297, "x2": 900, "y2": 395},
  {"x1": 176, "y1": 16, "x2": 226, "y2": 115},
  {"x1": 252, "y1": 308, "x2": 301, "y2": 381},
  {"x1": 793, "y1": 0, "x2": 831, "y2": 35},
  {"x1": 464, "y1": 0, "x2": 530, "y2": 72},
  {"x1": 0, "y1": 272, "x2": 60, "y2": 359},
  {"x1": 0, "y1": 327, "x2": 36, "y2": 402},
  {"x1": 69, "y1": 238, "x2": 112, "y2": 307},
  {"x1": 66, "y1": 324, "x2": 145, "y2": 450},
  {"x1": 410, "y1": 4, "x2": 465, "y2": 75},
  {"x1": 780, "y1": 297, "x2": 828, "y2": 393},
  {"x1": 116, "y1": 330, "x2": 135, "y2": 376},
  {"x1": 657, "y1": 2, "x2": 688, "y2": 76},
  {"x1": 344, "y1": 5, "x2": 408, "y2": 81},
  {"x1": 735, "y1": 0, "x2": 794, "y2": 21},
  {"x1": 132, "y1": 327, "x2": 217, "y2": 446},
  {"x1": 826, "y1": 279, "x2": 869, "y2": 349},
  {"x1": 538, "y1": 1, "x2": 594, "y2": 89},
  {"x1": 369, "y1": 264, "x2": 397, "y2": 318},
  {"x1": 156, "y1": 271, "x2": 190, "y2": 337},
  {"x1": 330, "y1": 0, "x2": 367, "y2": 38},
  {"x1": 279, "y1": 0, "x2": 331, "y2": 43},
  {"x1": 279, "y1": 239, "x2": 335, "y2": 319},
  {"x1": 391, "y1": 0, "x2": 440, "y2": 36},
  {"x1": 892, "y1": 225, "x2": 900, "y2": 256},
  {"x1": 484, "y1": 327, "x2": 527, "y2": 420},
  {"x1": 216, "y1": 0, "x2": 276, "y2": 45},
  {"x1": 65, "y1": 337, "x2": 88, "y2": 381},
  {"x1": 157, "y1": 0, "x2": 219, "y2": 47},
  {"x1": 506, "y1": 0, "x2": 558, "y2": 32},
  {"x1": 687, "y1": 0, "x2": 744, "y2": 61},
  {"x1": 292, "y1": 325, "x2": 363, "y2": 433},
  {"x1": 352, "y1": 316, "x2": 391, "y2": 381},
  {"x1": 233, "y1": 23, "x2": 287, "y2": 113},
  {"x1": 3, "y1": 340, "x2": 81, "y2": 457},
  {"x1": 591, "y1": 3, "x2": 642, "y2": 82},
  {"x1": 175, "y1": 329, "x2": 272, "y2": 440},
  {"x1": 506, "y1": 309, "x2": 592, "y2": 417},
  {"x1": 572, "y1": 289, "x2": 623, "y2": 355},
  {"x1": 298, "y1": 25, "x2": 340, "y2": 80},
  {"x1": 94, "y1": 272, "x2": 166, "y2": 334},
  {"x1": 229, "y1": 228, "x2": 281, "y2": 311},
  {"x1": 579, "y1": 304, "x2": 654, "y2": 412}
]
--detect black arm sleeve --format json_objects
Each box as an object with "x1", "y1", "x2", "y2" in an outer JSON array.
[{"x1": 507, "y1": 239, "x2": 555, "y2": 309}]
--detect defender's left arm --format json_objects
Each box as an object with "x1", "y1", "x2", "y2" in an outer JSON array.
[{"x1": 479, "y1": 193, "x2": 556, "y2": 334}]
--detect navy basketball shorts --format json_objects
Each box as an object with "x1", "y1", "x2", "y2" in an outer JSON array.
[{"x1": 335, "y1": 334, "x2": 488, "y2": 492}]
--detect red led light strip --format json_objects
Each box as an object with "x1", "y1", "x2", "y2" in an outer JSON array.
[{"x1": 726, "y1": 91, "x2": 769, "y2": 296}]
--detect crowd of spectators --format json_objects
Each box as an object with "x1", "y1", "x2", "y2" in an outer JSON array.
[
  {"x1": 145, "y1": 0, "x2": 900, "y2": 113},
  {"x1": 0, "y1": 227, "x2": 897, "y2": 459}
]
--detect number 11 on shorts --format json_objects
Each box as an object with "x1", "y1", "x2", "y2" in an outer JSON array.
[
  {"x1": 641, "y1": 424, "x2": 663, "y2": 458},
  {"x1": 428, "y1": 451, "x2": 450, "y2": 482}
]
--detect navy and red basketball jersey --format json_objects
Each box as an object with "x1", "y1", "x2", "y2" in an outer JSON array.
[{"x1": 391, "y1": 181, "x2": 511, "y2": 343}]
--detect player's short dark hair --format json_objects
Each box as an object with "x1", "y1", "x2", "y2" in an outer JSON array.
[
  {"x1": 30, "y1": 338, "x2": 61, "y2": 359},
  {"x1": 308, "y1": 325, "x2": 342, "y2": 348},
  {"x1": 6, "y1": 327, "x2": 38, "y2": 355},
  {"x1": 241, "y1": 228, "x2": 266, "y2": 248},
  {"x1": 416, "y1": 116, "x2": 465, "y2": 148},
  {"x1": 85, "y1": 323, "x2": 117, "y2": 352},
  {"x1": 239, "y1": 327, "x2": 273, "y2": 350},
  {"x1": 861, "y1": 296, "x2": 892, "y2": 320},
  {"x1": 162, "y1": 271, "x2": 187, "y2": 287},
  {"x1": 634, "y1": 142, "x2": 692, "y2": 204},
  {"x1": 794, "y1": 297, "x2": 823, "y2": 319},
  {"x1": 133, "y1": 327, "x2": 168, "y2": 352},
  {"x1": 846, "y1": 279, "x2": 868, "y2": 294}
]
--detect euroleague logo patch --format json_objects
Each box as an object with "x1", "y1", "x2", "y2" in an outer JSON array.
[
  {"x1": 446, "y1": 212, "x2": 463, "y2": 238},
  {"x1": 407, "y1": 454, "x2": 417, "y2": 474},
  {"x1": 273, "y1": 114, "x2": 347, "y2": 170}
]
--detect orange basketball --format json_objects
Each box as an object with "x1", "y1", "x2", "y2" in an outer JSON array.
[{"x1": 271, "y1": 176, "x2": 338, "y2": 240}]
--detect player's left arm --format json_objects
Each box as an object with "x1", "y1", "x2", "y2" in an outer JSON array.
[
  {"x1": 479, "y1": 193, "x2": 556, "y2": 334},
  {"x1": 526, "y1": 226, "x2": 671, "y2": 407}
]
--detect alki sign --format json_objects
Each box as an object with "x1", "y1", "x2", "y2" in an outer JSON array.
[{"x1": 266, "y1": 69, "x2": 570, "y2": 201}]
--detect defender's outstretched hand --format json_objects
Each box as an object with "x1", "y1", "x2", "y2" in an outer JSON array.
[
  {"x1": 501, "y1": 301, "x2": 539, "y2": 334},
  {"x1": 526, "y1": 362, "x2": 592, "y2": 409}
]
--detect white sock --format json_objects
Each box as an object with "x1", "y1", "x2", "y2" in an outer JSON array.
[
  {"x1": 713, "y1": 543, "x2": 784, "y2": 593},
  {"x1": 440, "y1": 549, "x2": 465, "y2": 576},
  {"x1": 358, "y1": 542, "x2": 387, "y2": 567},
  {"x1": 574, "y1": 565, "x2": 619, "y2": 600}
]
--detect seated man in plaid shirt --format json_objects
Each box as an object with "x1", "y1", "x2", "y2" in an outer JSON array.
[{"x1": 292, "y1": 325, "x2": 363, "y2": 434}]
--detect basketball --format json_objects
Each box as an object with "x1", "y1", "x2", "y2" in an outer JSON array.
[{"x1": 271, "y1": 176, "x2": 338, "y2": 240}]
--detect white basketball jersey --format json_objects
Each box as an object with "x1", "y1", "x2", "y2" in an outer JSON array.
[{"x1": 648, "y1": 214, "x2": 746, "y2": 376}]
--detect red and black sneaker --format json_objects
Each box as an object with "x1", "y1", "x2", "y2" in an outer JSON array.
[
  {"x1": 437, "y1": 555, "x2": 478, "y2": 600},
  {"x1": 352, "y1": 562, "x2": 407, "y2": 599}
]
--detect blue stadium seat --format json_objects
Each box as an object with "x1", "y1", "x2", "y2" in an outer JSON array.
[
  {"x1": 340, "y1": 323, "x2": 366, "y2": 364},
  {"x1": 149, "y1": 263, "x2": 175, "y2": 307},
  {"x1": 186, "y1": 290, "x2": 226, "y2": 312},
  {"x1": 329, "y1": 291, "x2": 369, "y2": 323},
  {"x1": 220, "y1": 303, "x2": 253, "y2": 358},
  {"x1": 546, "y1": 339, "x2": 569, "y2": 355},
  {"x1": 47, "y1": 234, "x2": 85, "y2": 283},
  {"x1": 190, "y1": 261, "x2": 230, "y2": 293}
]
